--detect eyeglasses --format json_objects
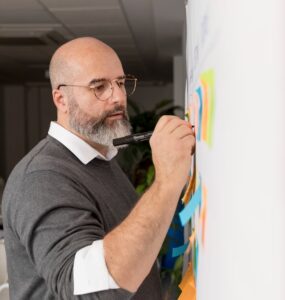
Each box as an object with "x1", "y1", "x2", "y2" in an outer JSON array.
[{"x1": 57, "y1": 74, "x2": 137, "y2": 101}]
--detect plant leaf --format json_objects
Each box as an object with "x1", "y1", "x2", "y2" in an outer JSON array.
[
  {"x1": 146, "y1": 165, "x2": 155, "y2": 186},
  {"x1": 136, "y1": 183, "x2": 147, "y2": 195}
]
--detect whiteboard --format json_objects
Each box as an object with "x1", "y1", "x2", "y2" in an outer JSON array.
[{"x1": 180, "y1": 0, "x2": 285, "y2": 299}]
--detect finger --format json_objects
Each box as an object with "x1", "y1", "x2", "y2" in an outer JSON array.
[
  {"x1": 169, "y1": 122, "x2": 194, "y2": 135},
  {"x1": 154, "y1": 115, "x2": 180, "y2": 132},
  {"x1": 183, "y1": 134, "x2": 196, "y2": 155},
  {"x1": 160, "y1": 118, "x2": 190, "y2": 134},
  {"x1": 171, "y1": 124, "x2": 195, "y2": 139},
  {"x1": 180, "y1": 132, "x2": 196, "y2": 143}
]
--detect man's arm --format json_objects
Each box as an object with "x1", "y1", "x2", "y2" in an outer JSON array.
[{"x1": 104, "y1": 115, "x2": 195, "y2": 292}]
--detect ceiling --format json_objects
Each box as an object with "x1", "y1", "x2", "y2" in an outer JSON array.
[{"x1": 0, "y1": 0, "x2": 186, "y2": 84}]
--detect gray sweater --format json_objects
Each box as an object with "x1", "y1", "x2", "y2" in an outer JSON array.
[{"x1": 2, "y1": 136, "x2": 162, "y2": 300}]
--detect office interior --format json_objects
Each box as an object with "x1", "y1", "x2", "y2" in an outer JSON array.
[{"x1": 0, "y1": 0, "x2": 186, "y2": 299}]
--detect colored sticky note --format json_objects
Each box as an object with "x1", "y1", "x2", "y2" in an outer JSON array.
[
  {"x1": 193, "y1": 241, "x2": 199, "y2": 280},
  {"x1": 196, "y1": 86, "x2": 203, "y2": 141},
  {"x1": 182, "y1": 173, "x2": 196, "y2": 205},
  {"x1": 201, "y1": 79, "x2": 209, "y2": 142},
  {"x1": 189, "y1": 229, "x2": 196, "y2": 246},
  {"x1": 179, "y1": 184, "x2": 202, "y2": 226},
  {"x1": 179, "y1": 264, "x2": 194, "y2": 290},
  {"x1": 200, "y1": 185, "x2": 208, "y2": 247},
  {"x1": 192, "y1": 69, "x2": 215, "y2": 147},
  {"x1": 178, "y1": 283, "x2": 196, "y2": 300},
  {"x1": 178, "y1": 264, "x2": 196, "y2": 300},
  {"x1": 193, "y1": 95, "x2": 199, "y2": 138},
  {"x1": 200, "y1": 69, "x2": 215, "y2": 147},
  {"x1": 172, "y1": 241, "x2": 190, "y2": 257}
]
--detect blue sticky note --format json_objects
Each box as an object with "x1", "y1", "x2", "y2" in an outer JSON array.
[
  {"x1": 179, "y1": 184, "x2": 202, "y2": 226},
  {"x1": 172, "y1": 241, "x2": 190, "y2": 257}
]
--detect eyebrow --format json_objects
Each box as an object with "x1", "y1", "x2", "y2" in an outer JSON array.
[{"x1": 88, "y1": 75, "x2": 126, "y2": 86}]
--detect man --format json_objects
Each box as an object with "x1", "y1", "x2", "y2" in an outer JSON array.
[{"x1": 2, "y1": 37, "x2": 195, "y2": 299}]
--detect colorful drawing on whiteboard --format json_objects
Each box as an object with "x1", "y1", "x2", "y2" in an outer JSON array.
[
  {"x1": 175, "y1": 174, "x2": 208, "y2": 300},
  {"x1": 176, "y1": 68, "x2": 215, "y2": 299},
  {"x1": 178, "y1": 262, "x2": 196, "y2": 300},
  {"x1": 188, "y1": 69, "x2": 215, "y2": 147}
]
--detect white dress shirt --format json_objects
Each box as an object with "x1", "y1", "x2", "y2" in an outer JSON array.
[{"x1": 48, "y1": 122, "x2": 120, "y2": 295}]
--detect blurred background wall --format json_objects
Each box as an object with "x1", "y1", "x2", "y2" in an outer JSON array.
[
  {"x1": 0, "y1": 2, "x2": 188, "y2": 298},
  {"x1": 0, "y1": 0, "x2": 186, "y2": 179}
]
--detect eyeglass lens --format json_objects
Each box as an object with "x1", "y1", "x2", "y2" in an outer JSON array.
[{"x1": 92, "y1": 78, "x2": 136, "y2": 100}]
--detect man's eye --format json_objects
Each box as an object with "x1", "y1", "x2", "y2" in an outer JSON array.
[
  {"x1": 95, "y1": 84, "x2": 104, "y2": 90},
  {"x1": 93, "y1": 82, "x2": 108, "y2": 92},
  {"x1": 117, "y1": 81, "x2": 125, "y2": 87}
]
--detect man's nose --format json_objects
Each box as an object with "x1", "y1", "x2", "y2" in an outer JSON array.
[{"x1": 110, "y1": 82, "x2": 126, "y2": 103}]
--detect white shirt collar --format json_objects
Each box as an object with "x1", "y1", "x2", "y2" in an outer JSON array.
[{"x1": 48, "y1": 122, "x2": 118, "y2": 164}]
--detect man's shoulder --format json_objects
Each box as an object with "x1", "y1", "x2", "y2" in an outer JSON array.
[
  {"x1": 8, "y1": 136, "x2": 80, "y2": 183},
  {"x1": 2, "y1": 136, "x2": 84, "y2": 212}
]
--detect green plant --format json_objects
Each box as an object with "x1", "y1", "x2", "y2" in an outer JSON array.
[{"x1": 160, "y1": 255, "x2": 184, "y2": 298}]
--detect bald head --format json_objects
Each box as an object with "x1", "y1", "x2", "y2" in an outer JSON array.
[{"x1": 49, "y1": 37, "x2": 121, "y2": 90}]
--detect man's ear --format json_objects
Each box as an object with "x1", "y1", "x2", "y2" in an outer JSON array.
[{"x1": 52, "y1": 89, "x2": 68, "y2": 113}]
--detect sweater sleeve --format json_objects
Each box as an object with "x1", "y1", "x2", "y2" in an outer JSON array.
[{"x1": 15, "y1": 170, "x2": 133, "y2": 300}]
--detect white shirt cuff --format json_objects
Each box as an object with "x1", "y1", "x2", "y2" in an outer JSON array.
[{"x1": 73, "y1": 240, "x2": 119, "y2": 295}]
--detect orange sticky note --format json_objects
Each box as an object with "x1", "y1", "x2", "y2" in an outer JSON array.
[
  {"x1": 179, "y1": 263, "x2": 195, "y2": 291},
  {"x1": 182, "y1": 160, "x2": 196, "y2": 205},
  {"x1": 182, "y1": 175, "x2": 195, "y2": 204},
  {"x1": 178, "y1": 284, "x2": 196, "y2": 300},
  {"x1": 179, "y1": 266, "x2": 190, "y2": 290},
  {"x1": 189, "y1": 229, "x2": 196, "y2": 245},
  {"x1": 178, "y1": 266, "x2": 196, "y2": 300}
]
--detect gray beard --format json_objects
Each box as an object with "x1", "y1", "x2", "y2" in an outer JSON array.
[{"x1": 68, "y1": 100, "x2": 132, "y2": 149}]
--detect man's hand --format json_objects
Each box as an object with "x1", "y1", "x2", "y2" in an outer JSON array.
[
  {"x1": 150, "y1": 115, "x2": 195, "y2": 192},
  {"x1": 104, "y1": 116, "x2": 196, "y2": 293}
]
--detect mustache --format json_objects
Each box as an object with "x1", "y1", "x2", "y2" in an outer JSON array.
[
  {"x1": 86, "y1": 104, "x2": 129, "y2": 129},
  {"x1": 102, "y1": 105, "x2": 129, "y2": 121}
]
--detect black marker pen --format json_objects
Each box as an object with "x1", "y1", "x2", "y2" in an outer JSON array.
[
  {"x1": 113, "y1": 126, "x2": 194, "y2": 147},
  {"x1": 113, "y1": 131, "x2": 153, "y2": 146}
]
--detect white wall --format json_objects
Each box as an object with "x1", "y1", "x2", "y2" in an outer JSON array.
[{"x1": 184, "y1": 0, "x2": 285, "y2": 299}]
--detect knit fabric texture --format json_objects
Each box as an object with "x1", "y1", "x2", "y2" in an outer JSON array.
[{"x1": 2, "y1": 136, "x2": 162, "y2": 300}]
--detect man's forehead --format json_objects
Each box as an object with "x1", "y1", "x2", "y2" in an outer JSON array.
[
  {"x1": 65, "y1": 50, "x2": 124, "y2": 83},
  {"x1": 88, "y1": 75, "x2": 126, "y2": 85},
  {"x1": 49, "y1": 37, "x2": 123, "y2": 87},
  {"x1": 58, "y1": 40, "x2": 120, "y2": 67}
]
